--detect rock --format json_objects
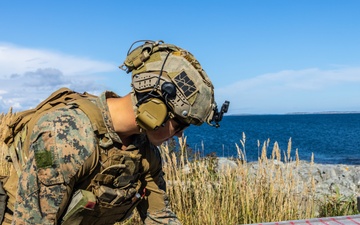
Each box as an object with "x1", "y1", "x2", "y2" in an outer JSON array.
[
  {"x1": 216, "y1": 159, "x2": 360, "y2": 199},
  {"x1": 216, "y1": 157, "x2": 238, "y2": 172},
  {"x1": 170, "y1": 157, "x2": 360, "y2": 201}
]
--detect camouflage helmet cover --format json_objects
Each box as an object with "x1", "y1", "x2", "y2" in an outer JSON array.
[{"x1": 120, "y1": 40, "x2": 217, "y2": 126}]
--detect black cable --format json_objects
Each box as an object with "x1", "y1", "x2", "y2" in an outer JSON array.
[
  {"x1": 136, "y1": 51, "x2": 172, "y2": 107},
  {"x1": 126, "y1": 40, "x2": 155, "y2": 55}
]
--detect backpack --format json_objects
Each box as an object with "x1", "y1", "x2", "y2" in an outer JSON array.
[{"x1": 3, "y1": 87, "x2": 107, "y2": 177}]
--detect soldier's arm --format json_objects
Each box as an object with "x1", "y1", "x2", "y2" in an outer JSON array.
[
  {"x1": 137, "y1": 146, "x2": 181, "y2": 225},
  {"x1": 13, "y1": 108, "x2": 96, "y2": 224}
]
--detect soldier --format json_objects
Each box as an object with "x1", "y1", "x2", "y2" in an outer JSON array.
[{"x1": 1, "y1": 40, "x2": 229, "y2": 224}]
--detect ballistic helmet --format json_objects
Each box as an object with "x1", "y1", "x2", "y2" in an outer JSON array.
[{"x1": 120, "y1": 40, "x2": 229, "y2": 130}]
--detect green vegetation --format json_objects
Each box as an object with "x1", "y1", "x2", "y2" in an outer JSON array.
[{"x1": 318, "y1": 187, "x2": 359, "y2": 218}]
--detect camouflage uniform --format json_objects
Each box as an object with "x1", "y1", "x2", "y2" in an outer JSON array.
[{"x1": 4, "y1": 91, "x2": 181, "y2": 225}]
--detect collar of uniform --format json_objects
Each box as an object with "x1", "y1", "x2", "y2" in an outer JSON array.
[
  {"x1": 96, "y1": 91, "x2": 153, "y2": 151},
  {"x1": 95, "y1": 91, "x2": 123, "y2": 144}
]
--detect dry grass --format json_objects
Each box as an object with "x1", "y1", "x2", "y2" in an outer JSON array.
[
  {"x1": 0, "y1": 108, "x2": 14, "y2": 177},
  {"x1": 159, "y1": 136, "x2": 317, "y2": 225},
  {"x1": 0, "y1": 110, "x2": 358, "y2": 224}
]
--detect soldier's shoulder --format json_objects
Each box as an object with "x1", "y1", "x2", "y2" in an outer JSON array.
[
  {"x1": 31, "y1": 105, "x2": 94, "y2": 141},
  {"x1": 39, "y1": 105, "x2": 91, "y2": 124}
]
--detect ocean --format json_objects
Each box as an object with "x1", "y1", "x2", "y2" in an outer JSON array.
[{"x1": 182, "y1": 113, "x2": 360, "y2": 165}]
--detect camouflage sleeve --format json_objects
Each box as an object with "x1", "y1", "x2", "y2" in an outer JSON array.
[
  {"x1": 137, "y1": 146, "x2": 181, "y2": 225},
  {"x1": 13, "y1": 107, "x2": 96, "y2": 224}
]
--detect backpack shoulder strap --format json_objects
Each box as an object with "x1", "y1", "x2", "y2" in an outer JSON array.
[
  {"x1": 72, "y1": 98, "x2": 107, "y2": 136},
  {"x1": 4, "y1": 88, "x2": 74, "y2": 145},
  {"x1": 35, "y1": 87, "x2": 74, "y2": 110}
]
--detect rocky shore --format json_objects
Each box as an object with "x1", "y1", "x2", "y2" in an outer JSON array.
[{"x1": 217, "y1": 157, "x2": 360, "y2": 199}]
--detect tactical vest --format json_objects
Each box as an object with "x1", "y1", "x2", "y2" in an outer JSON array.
[{"x1": 2, "y1": 88, "x2": 144, "y2": 225}]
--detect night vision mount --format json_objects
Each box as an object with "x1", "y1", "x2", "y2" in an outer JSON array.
[{"x1": 210, "y1": 100, "x2": 230, "y2": 128}]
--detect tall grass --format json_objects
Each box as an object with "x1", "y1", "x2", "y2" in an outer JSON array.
[
  {"x1": 0, "y1": 110, "x2": 358, "y2": 225},
  {"x1": 0, "y1": 108, "x2": 13, "y2": 177},
  {"x1": 160, "y1": 136, "x2": 317, "y2": 225}
]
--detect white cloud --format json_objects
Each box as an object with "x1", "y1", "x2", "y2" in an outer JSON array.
[
  {"x1": 2, "y1": 43, "x2": 360, "y2": 115},
  {"x1": 217, "y1": 67, "x2": 360, "y2": 114},
  {"x1": 0, "y1": 43, "x2": 115, "y2": 76},
  {"x1": 0, "y1": 43, "x2": 119, "y2": 112}
]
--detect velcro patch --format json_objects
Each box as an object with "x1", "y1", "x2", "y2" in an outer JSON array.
[
  {"x1": 173, "y1": 70, "x2": 197, "y2": 99},
  {"x1": 35, "y1": 148, "x2": 54, "y2": 168}
]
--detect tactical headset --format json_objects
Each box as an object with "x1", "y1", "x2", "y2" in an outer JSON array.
[{"x1": 134, "y1": 80, "x2": 178, "y2": 131}]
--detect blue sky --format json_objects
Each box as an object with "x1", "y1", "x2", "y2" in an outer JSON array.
[{"x1": 1, "y1": 0, "x2": 360, "y2": 114}]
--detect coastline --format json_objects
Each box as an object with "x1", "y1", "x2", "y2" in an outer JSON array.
[{"x1": 216, "y1": 158, "x2": 360, "y2": 199}]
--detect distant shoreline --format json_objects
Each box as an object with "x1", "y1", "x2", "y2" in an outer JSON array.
[{"x1": 228, "y1": 111, "x2": 360, "y2": 116}]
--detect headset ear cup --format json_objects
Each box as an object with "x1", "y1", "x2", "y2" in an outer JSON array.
[{"x1": 136, "y1": 98, "x2": 168, "y2": 130}]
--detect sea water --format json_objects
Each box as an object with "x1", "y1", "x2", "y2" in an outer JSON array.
[{"x1": 183, "y1": 113, "x2": 360, "y2": 165}]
